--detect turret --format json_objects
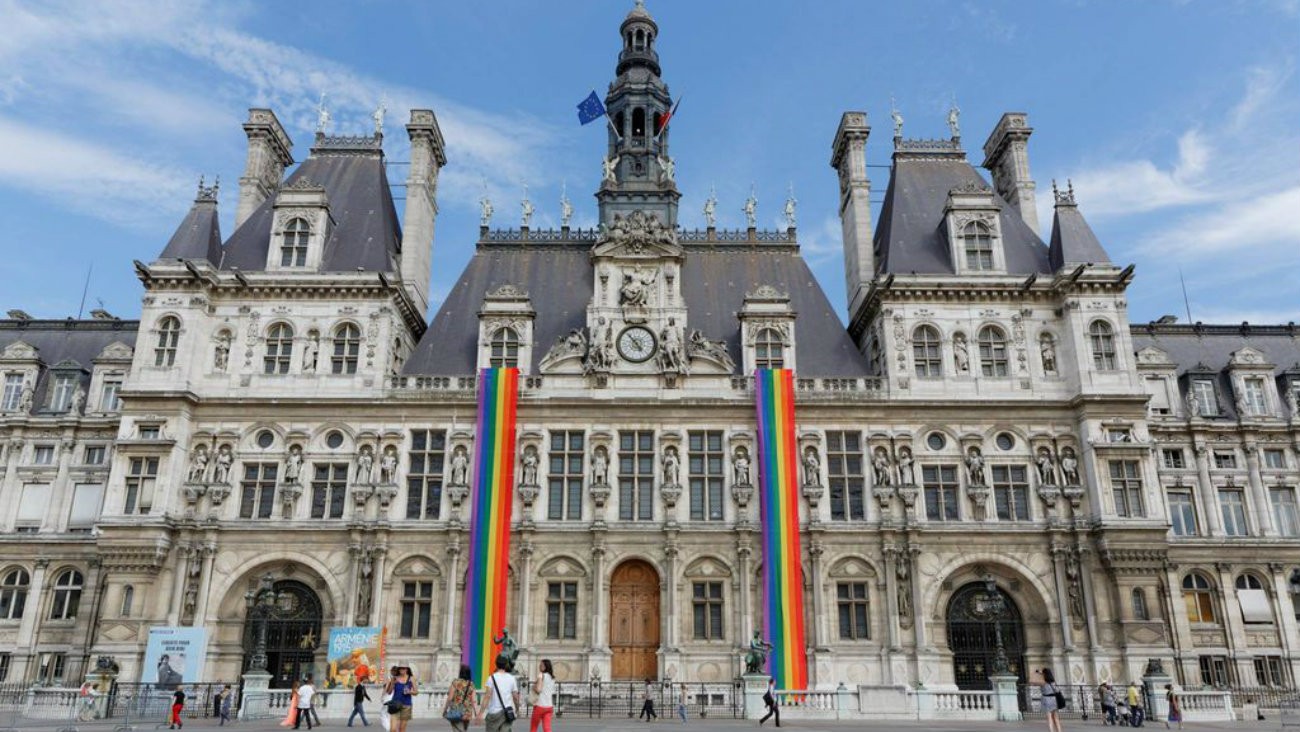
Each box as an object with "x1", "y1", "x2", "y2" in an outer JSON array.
[
  {"x1": 400, "y1": 109, "x2": 447, "y2": 320},
  {"x1": 1048, "y1": 181, "x2": 1112, "y2": 271},
  {"x1": 235, "y1": 108, "x2": 294, "y2": 229},
  {"x1": 981, "y1": 112, "x2": 1039, "y2": 236},
  {"x1": 830, "y1": 111, "x2": 873, "y2": 318},
  {"x1": 157, "y1": 178, "x2": 223, "y2": 263}
]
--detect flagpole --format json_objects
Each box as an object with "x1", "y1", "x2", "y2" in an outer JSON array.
[{"x1": 604, "y1": 112, "x2": 622, "y2": 140}]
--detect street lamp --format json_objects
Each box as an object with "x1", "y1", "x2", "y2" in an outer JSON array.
[
  {"x1": 244, "y1": 573, "x2": 292, "y2": 675},
  {"x1": 981, "y1": 574, "x2": 1010, "y2": 676}
]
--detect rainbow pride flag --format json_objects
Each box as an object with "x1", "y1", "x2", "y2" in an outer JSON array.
[
  {"x1": 461, "y1": 367, "x2": 519, "y2": 686},
  {"x1": 754, "y1": 368, "x2": 808, "y2": 690}
]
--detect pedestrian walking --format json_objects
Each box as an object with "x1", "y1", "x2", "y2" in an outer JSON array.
[
  {"x1": 378, "y1": 668, "x2": 396, "y2": 732},
  {"x1": 218, "y1": 685, "x2": 233, "y2": 726},
  {"x1": 1127, "y1": 681, "x2": 1145, "y2": 727},
  {"x1": 281, "y1": 681, "x2": 301, "y2": 728},
  {"x1": 441, "y1": 664, "x2": 475, "y2": 732},
  {"x1": 638, "y1": 679, "x2": 657, "y2": 722},
  {"x1": 214, "y1": 683, "x2": 224, "y2": 719},
  {"x1": 1037, "y1": 668, "x2": 1063, "y2": 732},
  {"x1": 529, "y1": 659, "x2": 556, "y2": 732},
  {"x1": 1164, "y1": 685, "x2": 1182, "y2": 730},
  {"x1": 477, "y1": 654, "x2": 520, "y2": 732},
  {"x1": 169, "y1": 686, "x2": 186, "y2": 729},
  {"x1": 759, "y1": 678, "x2": 779, "y2": 727},
  {"x1": 384, "y1": 666, "x2": 418, "y2": 732},
  {"x1": 305, "y1": 675, "x2": 323, "y2": 727},
  {"x1": 676, "y1": 684, "x2": 688, "y2": 724},
  {"x1": 1100, "y1": 682, "x2": 1117, "y2": 726},
  {"x1": 294, "y1": 677, "x2": 316, "y2": 730},
  {"x1": 349, "y1": 681, "x2": 372, "y2": 727}
]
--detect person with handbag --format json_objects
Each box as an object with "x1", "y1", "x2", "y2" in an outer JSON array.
[
  {"x1": 441, "y1": 664, "x2": 475, "y2": 732},
  {"x1": 478, "y1": 654, "x2": 521, "y2": 732},
  {"x1": 1164, "y1": 685, "x2": 1182, "y2": 730},
  {"x1": 1037, "y1": 668, "x2": 1064, "y2": 732},
  {"x1": 759, "y1": 678, "x2": 779, "y2": 727},
  {"x1": 529, "y1": 660, "x2": 556, "y2": 732},
  {"x1": 384, "y1": 666, "x2": 418, "y2": 732}
]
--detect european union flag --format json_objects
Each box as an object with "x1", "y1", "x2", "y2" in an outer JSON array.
[{"x1": 576, "y1": 91, "x2": 606, "y2": 125}]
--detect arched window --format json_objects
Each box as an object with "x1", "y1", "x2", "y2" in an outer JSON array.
[
  {"x1": 0, "y1": 568, "x2": 30, "y2": 620},
  {"x1": 49, "y1": 569, "x2": 83, "y2": 620},
  {"x1": 331, "y1": 324, "x2": 361, "y2": 375},
  {"x1": 1235, "y1": 574, "x2": 1273, "y2": 624},
  {"x1": 154, "y1": 316, "x2": 180, "y2": 367},
  {"x1": 1090, "y1": 320, "x2": 1117, "y2": 371},
  {"x1": 634, "y1": 29, "x2": 645, "y2": 50},
  {"x1": 264, "y1": 323, "x2": 295, "y2": 375},
  {"x1": 1182, "y1": 572, "x2": 1217, "y2": 624},
  {"x1": 489, "y1": 327, "x2": 520, "y2": 368},
  {"x1": 754, "y1": 328, "x2": 785, "y2": 370},
  {"x1": 912, "y1": 325, "x2": 943, "y2": 378},
  {"x1": 1237, "y1": 574, "x2": 1265, "y2": 590},
  {"x1": 280, "y1": 218, "x2": 310, "y2": 267},
  {"x1": 977, "y1": 325, "x2": 1009, "y2": 377},
  {"x1": 120, "y1": 585, "x2": 134, "y2": 617},
  {"x1": 1131, "y1": 587, "x2": 1149, "y2": 621},
  {"x1": 962, "y1": 221, "x2": 994, "y2": 271},
  {"x1": 632, "y1": 108, "x2": 646, "y2": 139}
]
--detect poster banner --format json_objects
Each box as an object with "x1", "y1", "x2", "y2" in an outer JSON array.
[
  {"x1": 326, "y1": 626, "x2": 386, "y2": 688},
  {"x1": 142, "y1": 627, "x2": 209, "y2": 687}
]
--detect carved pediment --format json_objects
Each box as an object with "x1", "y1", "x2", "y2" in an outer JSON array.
[
  {"x1": 96, "y1": 341, "x2": 135, "y2": 362},
  {"x1": 0, "y1": 340, "x2": 39, "y2": 361},
  {"x1": 1229, "y1": 347, "x2": 1272, "y2": 368},
  {"x1": 1136, "y1": 346, "x2": 1171, "y2": 366},
  {"x1": 50, "y1": 358, "x2": 86, "y2": 372},
  {"x1": 593, "y1": 210, "x2": 682, "y2": 260}
]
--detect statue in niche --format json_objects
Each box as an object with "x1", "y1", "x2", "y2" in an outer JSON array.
[
  {"x1": 801, "y1": 446, "x2": 822, "y2": 487},
  {"x1": 17, "y1": 382, "x2": 34, "y2": 412},
  {"x1": 1060, "y1": 447, "x2": 1080, "y2": 485},
  {"x1": 602, "y1": 154, "x2": 620, "y2": 185},
  {"x1": 213, "y1": 444, "x2": 234, "y2": 484},
  {"x1": 965, "y1": 446, "x2": 987, "y2": 485},
  {"x1": 619, "y1": 268, "x2": 656, "y2": 307},
  {"x1": 660, "y1": 320, "x2": 685, "y2": 372},
  {"x1": 302, "y1": 332, "x2": 320, "y2": 373},
  {"x1": 1036, "y1": 448, "x2": 1057, "y2": 485},
  {"x1": 872, "y1": 447, "x2": 894, "y2": 486},
  {"x1": 284, "y1": 445, "x2": 304, "y2": 484},
  {"x1": 1066, "y1": 559, "x2": 1085, "y2": 618},
  {"x1": 584, "y1": 319, "x2": 614, "y2": 373},
  {"x1": 897, "y1": 447, "x2": 915, "y2": 485},
  {"x1": 187, "y1": 445, "x2": 210, "y2": 483},
  {"x1": 733, "y1": 447, "x2": 751, "y2": 486},
  {"x1": 953, "y1": 333, "x2": 970, "y2": 373},
  {"x1": 69, "y1": 384, "x2": 85, "y2": 414},
  {"x1": 379, "y1": 446, "x2": 398, "y2": 484},
  {"x1": 591, "y1": 445, "x2": 609, "y2": 485},
  {"x1": 662, "y1": 446, "x2": 681, "y2": 486},
  {"x1": 355, "y1": 446, "x2": 375, "y2": 484},
  {"x1": 1039, "y1": 333, "x2": 1058, "y2": 375},
  {"x1": 355, "y1": 554, "x2": 374, "y2": 624},
  {"x1": 449, "y1": 445, "x2": 470, "y2": 486},
  {"x1": 896, "y1": 558, "x2": 913, "y2": 618},
  {"x1": 520, "y1": 445, "x2": 539, "y2": 486},
  {"x1": 214, "y1": 331, "x2": 232, "y2": 372}
]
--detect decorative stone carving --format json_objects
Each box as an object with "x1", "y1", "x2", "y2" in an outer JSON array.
[
  {"x1": 1065, "y1": 553, "x2": 1085, "y2": 619},
  {"x1": 351, "y1": 484, "x2": 375, "y2": 508},
  {"x1": 619, "y1": 267, "x2": 657, "y2": 307},
  {"x1": 212, "y1": 445, "x2": 234, "y2": 484},
  {"x1": 600, "y1": 210, "x2": 676, "y2": 251},
  {"x1": 543, "y1": 328, "x2": 588, "y2": 369},
  {"x1": 1040, "y1": 333, "x2": 1057, "y2": 375},
  {"x1": 731, "y1": 481, "x2": 753, "y2": 509},
  {"x1": 896, "y1": 553, "x2": 914, "y2": 620},
  {"x1": 520, "y1": 445, "x2": 539, "y2": 487},
  {"x1": 1185, "y1": 391, "x2": 1201, "y2": 418},
  {"x1": 584, "y1": 318, "x2": 615, "y2": 374},
  {"x1": 732, "y1": 447, "x2": 751, "y2": 487},
  {"x1": 187, "y1": 445, "x2": 211, "y2": 483},
  {"x1": 953, "y1": 332, "x2": 970, "y2": 373},
  {"x1": 379, "y1": 446, "x2": 398, "y2": 484},
  {"x1": 602, "y1": 154, "x2": 619, "y2": 185},
  {"x1": 590, "y1": 445, "x2": 610, "y2": 486},
  {"x1": 1060, "y1": 447, "x2": 1080, "y2": 486},
  {"x1": 208, "y1": 482, "x2": 231, "y2": 507},
  {"x1": 801, "y1": 446, "x2": 822, "y2": 487},
  {"x1": 279, "y1": 481, "x2": 303, "y2": 513},
  {"x1": 897, "y1": 447, "x2": 915, "y2": 486},
  {"x1": 1036, "y1": 447, "x2": 1057, "y2": 485},
  {"x1": 1061, "y1": 484, "x2": 1084, "y2": 510},
  {"x1": 302, "y1": 331, "x2": 320, "y2": 373},
  {"x1": 659, "y1": 319, "x2": 686, "y2": 373},
  {"x1": 355, "y1": 445, "x2": 375, "y2": 485},
  {"x1": 964, "y1": 446, "x2": 986, "y2": 486},
  {"x1": 284, "y1": 445, "x2": 304, "y2": 484},
  {"x1": 742, "y1": 188, "x2": 758, "y2": 228},
  {"x1": 449, "y1": 445, "x2": 469, "y2": 486},
  {"x1": 662, "y1": 445, "x2": 681, "y2": 487},
  {"x1": 802, "y1": 481, "x2": 823, "y2": 510},
  {"x1": 967, "y1": 483, "x2": 990, "y2": 518},
  {"x1": 446, "y1": 483, "x2": 470, "y2": 508},
  {"x1": 374, "y1": 483, "x2": 398, "y2": 508},
  {"x1": 703, "y1": 186, "x2": 717, "y2": 227},
  {"x1": 872, "y1": 446, "x2": 893, "y2": 486},
  {"x1": 213, "y1": 331, "x2": 232, "y2": 372},
  {"x1": 518, "y1": 482, "x2": 540, "y2": 509},
  {"x1": 17, "y1": 383, "x2": 34, "y2": 412},
  {"x1": 896, "y1": 484, "x2": 920, "y2": 520},
  {"x1": 686, "y1": 329, "x2": 735, "y2": 371}
]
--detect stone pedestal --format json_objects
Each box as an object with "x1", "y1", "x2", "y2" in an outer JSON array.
[
  {"x1": 742, "y1": 673, "x2": 771, "y2": 720},
  {"x1": 990, "y1": 673, "x2": 1022, "y2": 721},
  {"x1": 240, "y1": 671, "x2": 272, "y2": 720},
  {"x1": 1143, "y1": 673, "x2": 1172, "y2": 723}
]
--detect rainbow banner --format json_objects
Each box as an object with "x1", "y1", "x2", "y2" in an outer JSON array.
[
  {"x1": 754, "y1": 368, "x2": 808, "y2": 690},
  {"x1": 461, "y1": 367, "x2": 519, "y2": 687}
]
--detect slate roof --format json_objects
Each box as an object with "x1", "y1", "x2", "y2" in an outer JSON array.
[
  {"x1": 1049, "y1": 199, "x2": 1111, "y2": 270},
  {"x1": 874, "y1": 149, "x2": 1052, "y2": 276},
  {"x1": 158, "y1": 196, "x2": 222, "y2": 262},
  {"x1": 1130, "y1": 323, "x2": 1300, "y2": 419},
  {"x1": 217, "y1": 140, "x2": 401, "y2": 273},
  {"x1": 405, "y1": 243, "x2": 870, "y2": 377},
  {"x1": 0, "y1": 318, "x2": 139, "y2": 413}
]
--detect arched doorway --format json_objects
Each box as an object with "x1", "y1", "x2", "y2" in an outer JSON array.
[
  {"x1": 946, "y1": 581, "x2": 1027, "y2": 690},
  {"x1": 609, "y1": 559, "x2": 660, "y2": 680},
  {"x1": 242, "y1": 579, "x2": 324, "y2": 688}
]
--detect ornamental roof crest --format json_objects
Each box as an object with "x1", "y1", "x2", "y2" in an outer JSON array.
[{"x1": 594, "y1": 209, "x2": 681, "y2": 259}]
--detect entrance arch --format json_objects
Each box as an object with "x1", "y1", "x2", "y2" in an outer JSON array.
[
  {"x1": 946, "y1": 582, "x2": 1027, "y2": 689},
  {"x1": 609, "y1": 559, "x2": 660, "y2": 680},
  {"x1": 242, "y1": 579, "x2": 324, "y2": 688}
]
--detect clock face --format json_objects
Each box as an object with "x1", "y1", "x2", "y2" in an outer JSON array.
[{"x1": 617, "y1": 326, "x2": 658, "y2": 363}]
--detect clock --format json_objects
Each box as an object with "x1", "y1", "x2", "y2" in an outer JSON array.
[{"x1": 617, "y1": 326, "x2": 658, "y2": 363}]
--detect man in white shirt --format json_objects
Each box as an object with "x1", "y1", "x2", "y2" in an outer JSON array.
[
  {"x1": 477, "y1": 655, "x2": 520, "y2": 732},
  {"x1": 295, "y1": 678, "x2": 316, "y2": 730}
]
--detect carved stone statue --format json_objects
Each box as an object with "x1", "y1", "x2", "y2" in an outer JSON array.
[
  {"x1": 1036, "y1": 448, "x2": 1057, "y2": 486},
  {"x1": 214, "y1": 331, "x2": 232, "y2": 372},
  {"x1": 703, "y1": 186, "x2": 717, "y2": 228},
  {"x1": 493, "y1": 628, "x2": 520, "y2": 673},
  {"x1": 783, "y1": 185, "x2": 797, "y2": 229},
  {"x1": 520, "y1": 445, "x2": 539, "y2": 486},
  {"x1": 662, "y1": 446, "x2": 681, "y2": 486},
  {"x1": 733, "y1": 447, "x2": 751, "y2": 486},
  {"x1": 355, "y1": 446, "x2": 375, "y2": 484},
  {"x1": 1235, "y1": 391, "x2": 1251, "y2": 417},
  {"x1": 965, "y1": 446, "x2": 987, "y2": 485},
  {"x1": 564, "y1": 329, "x2": 587, "y2": 356},
  {"x1": 872, "y1": 447, "x2": 893, "y2": 486},
  {"x1": 896, "y1": 558, "x2": 913, "y2": 618},
  {"x1": 591, "y1": 445, "x2": 609, "y2": 485},
  {"x1": 602, "y1": 154, "x2": 620, "y2": 185},
  {"x1": 891, "y1": 101, "x2": 904, "y2": 137},
  {"x1": 660, "y1": 320, "x2": 685, "y2": 372},
  {"x1": 285, "y1": 445, "x2": 304, "y2": 484},
  {"x1": 801, "y1": 446, "x2": 822, "y2": 487},
  {"x1": 619, "y1": 268, "x2": 656, "y2": 307},
  {"x1": 584, "y1": 319, "x2": 615, "y2": 374},
  {"x1": 687, "y1": 330, "x2": 735, "y2": 371},
  {"x1": 897, "y1": 447, "x2": 915, "y2": 485},
  {"x1": 560, "y1": 191, "x2": 573, "y2": 228},
  {"x1": 743, "y1": 631, "x2": 773, "y2": 675},
  {"x1": 449, "y1": 445, "x2": 470, "y2": 486},
  {"x1": 1060, "y1": 447, "x2": 1080, "y2": 485},
  {"x1": 1288, "y1": 388, "x2": 1299, "y2": 417},
  {"x1": 1039, "y1": 334, "x2": 1057, "y2": 375},
  {"x1": 213, "y1": 444, "x2": 234, "y2": 484},
  {"x1": 479, "y1": 194, "x2": 494, "y2": 226},
  {"x1": 742, "y1": 188, "x2": 758, "y2": 228},
  {"x1": 187, "y1": 445, "x2": 210, "y2": 483},
  {"x1": 17, "y1": 383, "x2": 33, "y2": 412},
  {"x1": 947, "y1": 101, "x2": 961, "y2": 138},
  {"x1": 1185, "y1": 390, "x2": 1201, "y2": 418},
  {"x1": 520, "y1": 190, "x2": 534, "y2": 228},
  {"x1": 302, "y1": 332, "x2": 320, "y2": 373},
  {"x1": 379, "y1": 446, "x2": 398, "y2": 484},
  {"x1": 953, "y1": 333, "x2": 970, "y2": 373},
  {"x1": 658, "y1": 154, "x2": 675, "y2": 184},
  {"x1": 69, "y1": 384, "x2": 85, "y2": 414}
]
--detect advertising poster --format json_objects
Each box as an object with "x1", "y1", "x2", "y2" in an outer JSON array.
[
  {"x1": 142, "y1": 627, "x2": 209, "y2": 687},
  {"x1": 326, "y1": 626, "x2": 386, "y2": 688}
]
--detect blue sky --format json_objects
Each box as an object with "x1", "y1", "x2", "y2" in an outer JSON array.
[{"x1": 2, "y1": 0, "x2": 1298, "y2": 325}]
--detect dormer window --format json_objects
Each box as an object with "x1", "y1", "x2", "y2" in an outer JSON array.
[
  {"x1": 489, "y1": 327, "x2": 520, "y2": 368},
  {"x1": 977, "y1": 326, "x2": 1009, "y2": 377},
  {"x1": 2, "y1": 373, "x2": 24, "y2": 410},
  {"x1": 962, "y1": 222, "x2": 995, "y2": 271},
  {"x1": 50, "y1": 375, "x2": 76, "y2": 412},
  {"x1": 1192, "y1": 380, "x2": 1219, "y2": 417},
  {"x1": 755, "y1": 328, "x2": 785, "y2": 370},
  {"x1": 264, "y1": 323, "x2": 294, "y2": 375},
  {"x1": 280, "y1": 218, "x2": 310, "y2": 267},
  {"x1": 1242, "y1": 377, "x2": 1268, "y2": 415},
  {"x1": 154, "y1": 316, "x2": 180, "y2": 367},
  {"x1": 331, "y1": 323, "x2": 361, "y2": 375},
  {"x1": 1090, "y1": 320, "x2": 1117, "y2": 371}
]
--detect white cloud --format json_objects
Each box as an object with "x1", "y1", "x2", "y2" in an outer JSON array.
[
  {"x1": 1143, "y1": 185, "x2": 1300, "y2": 255},
  {"x1": 1068, "y1": 129, "x2": 1213, "y2": 218},
  {"x1": 1229, "y1": 64, "x2": 1291, "y2": 131}
]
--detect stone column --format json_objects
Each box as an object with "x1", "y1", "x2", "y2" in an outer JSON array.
[
  {"x1": 808, "y1": 542, "x2": 826, "y2": 649},
  {"x1": 193, "y1": 544, "x2": 217, "y2": 627},
  {"x1": 74, "y1": 558, "x2": 105, "y2": 680},
  {"x1": 0, "y1": 439, "x2": 24, "y2": 532},
  {"x1": 663, "y1": 543, "x2": 679, "y2": 650},
  {"x1": 1243, "y1": 444, "x2": 1277, "y2": 536},
  {"x1": 442, "y1": 542, "x2": 462, "y2": 650},
  {"x1": 1268, "y1": 563, "x2": 1300, "y2": 681},
  {"x1": 166, "y1": 544, "x2": 192, "y2": 626},
  {"x1": 16, "y1": 558, "x2": 49, "y2": 677},
  {"x1": 1161, "y1": 564, "x2": 1196, "y2": 681},
  {"x1": 1076, "y1": 548, "x2": 1102, "y2": 656},
  {"x1": 736, "y1": 541, "x2": 753, "y2": 642},
  {"x1": 1193, "y1": 445, "x2": 1225, "y2": 536},
  {"x1": 46, "y1": 437, "x2": 76, "y2": 532},
  {"x1": 367, "y1": 546, "x2": 387, "y2": 627},
  {"x1": 882, "y1": 546, "x2": 901, "y2": 652},
  {"x1": 908, "y1": 547, "x2": 927, "y2": 649},
  {"x1": 1213, "y1": 562, "x2": 1248, "y2": 681},
  {"x1": 516, "y1": 542, "x2": 534, "y2": 647},
  {"x1": 1050, "y1": 546, "x2": 1076, "y2": 651},
  {"x1": 344, "y1": 544, "x2": 363, "y2": 626}
]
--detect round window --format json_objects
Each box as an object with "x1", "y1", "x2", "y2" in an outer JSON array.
[
  {"x1": 926, "y1": 432, "x2": 946, "y2": 451},
  {"x1": 256, "y1": 430, "x2": 275, "y2": 449},
  {"x1": 325, "y1": 431, "x2": 344, "y2": 449},
  {"x1": 996, "y1": 432, "x2": 1015, "y2": 451}
]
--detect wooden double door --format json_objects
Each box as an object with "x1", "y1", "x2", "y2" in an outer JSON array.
[{"x1": 609, "y1": 559, "x2": 660, "y2": 680}]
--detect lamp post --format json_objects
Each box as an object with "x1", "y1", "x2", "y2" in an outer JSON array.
[
  {"x1": 981, "y1": 574, "x2": 1010, "y2": 676},
  {"x1": 244, "y1": 573, "x2": 292, "y2": 675}
]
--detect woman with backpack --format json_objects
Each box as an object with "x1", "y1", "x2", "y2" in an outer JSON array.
[
  {"x1": 441, "y1": 664, "x2": 475, "y2": 732},
  {"x1": 1037, "y1": 668, "x2": 1064, "y2": 732}
]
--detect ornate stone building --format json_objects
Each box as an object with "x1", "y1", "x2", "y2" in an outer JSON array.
[{"x1": 1, "y1": 2, "x2": 1299, "y2": 694}]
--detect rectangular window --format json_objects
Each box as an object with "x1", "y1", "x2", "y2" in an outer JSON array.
[
  {"x1": 618, "y1": 431, "x2": 655, "y2": 522},
  {"x1": 1219, "y1": 489, "x2": 1248, "y2": 536},
  {"x1": 406, "y1": 429, "x2": 445, "y2": 520},
  {"x1": 545, "y1": 581, "x2": 578, "y2": 640},
  {"x1": 691, "y1": 581, "x2": 724, "y2": 640},
  {"x1": 100, "y1": 378, "x2": 122, "y2": 412},
  {"x1": 1109, "y1": 460, "x2": 1145, "y2": 518},
  {"x1": 1168, "y1": 489, "x2": 1198, "y2": 536},
  {"x1": 1243, "y1": 378, "x2": 1268, "y2": 415},
  {"x1": 548, "y1": 431, "x2": 585, "y2": 521},
  {"x1": 238, "y1": 463, "x2": 278, "y2": 519},
  {"x1": 398, "y1": 581, "x2": 433, "y2": 639},
  {"x1": 138, "y1": 425, "x2": 161, "y2": 440},
  {"x1": 1106, "y1": 428, "x2": 1133, "y2": 443},
  {"x1": 68, "y1": 483, "x2": 104, "y2": 531},
  {"x1": 124, "y1": 457, "x2": 159, "y2": 515},
  {"x1": 836, "y1": 582, "x2": 870, "y2": 640},
  {"x1": 1198, "y1": 656, "x2": 1233, "y2": 688},
  {"x1": 84, "y1": 445, "x2": 107, "y2": 465},
  {"x1": 50, "y1": 375, "x2": 75, "y2": 411},
  {"x1": 16, "y1": 483, "x2": 50, "y2": 529},
  {"x1": 923, "y1": 465, "x2": 960, "y2": 522},
  {"x1": 0, "y1": 653, "x2": 9, "y2": 683},
  {"x1": 37, "y1": 653, "x2": 66, "y2": 685},
  {"x1": 32, "y1": 445, "x2": 55, "y2": 465},
  {"x1": 992, "y1": 465, "x2": 1030, "y2": 521},
  {"x1": 1264, "y1": 449, "x2": 1287, "y2": 470},
  {"x1": 1161, "y1": 448, "x2": 1186, "y2": 470},
  {"x1": 1271, "y1": 487, "x2": 1300, "y2": 538},
  {"x1": 1146, "y1": 377, "x2": 1171, "y2": 414},
  {"x1": 827, "y1": 431, "x2": 865, "y2": 521},
  {"x1": 1193, "y1": 380, "x2": 1219, "y2": 416},
  {"x1": 688, "y1": 431, "x2": 725, "y2": 522},
  {"x1": 310, "y1": 464, "x2": 348, "y2": 519},
  {"x1": 1213, "y1": 450, "x2": 1237, "y2": 469},
  {"x1": 1, "y1": 373, "x2": 23, "y2": 411},
  {"x1": 1254, "y1": 656, "x2": 1288, "y2": 687}
]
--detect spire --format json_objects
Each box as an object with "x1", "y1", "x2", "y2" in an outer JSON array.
[
  {"x1": 1048, "y1": 179, "x2": 1112, "y2": 271},
  {"x1": 158, "y1": 176, "x2": 223, "y2": 263}
]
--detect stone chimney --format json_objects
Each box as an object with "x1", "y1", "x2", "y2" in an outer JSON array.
[
  {"x1": 400, "y1": 109, "x2": 447, "y2": 320},
  {"x1": 981, "y1": 112, "x2": 1039, "y2": 236},
  {"x1": 830, "y1": 111, "x2": 873, "y2": 318},
  {"x1": 235, "y1": 108, "x2": 294, "y2": 229}
]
